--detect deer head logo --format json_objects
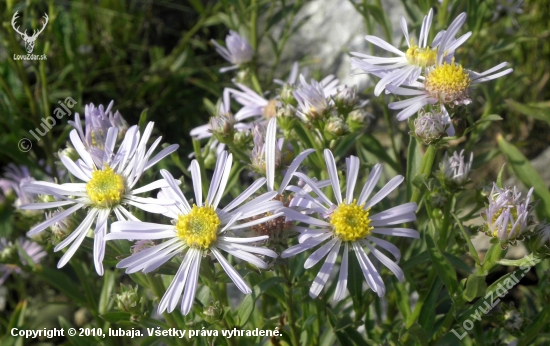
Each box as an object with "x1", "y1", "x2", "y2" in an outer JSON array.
[{"x1": 11, "y1": 11, "x2": 49, "y2": 54}]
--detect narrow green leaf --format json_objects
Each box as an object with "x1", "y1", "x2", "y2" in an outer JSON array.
[
  {"x1": 464, "y1": 114, "x2": 503, "y2": 135},
  {"x1": 518, "y1": 306, "x2": 550, "y2": 346},
  {"x1": 99, "y1": 270, "x2": 115, "y2": 314},
  {"x1": 362, "y1": 134, "x2": 401, "y2": 173},
  {"x1": 506, "y1": 99, "x2": 550, "y2": 126},
  {"x1": 452, "y1": 212, "x2": 481, "y2": 266},
  {"x1": 237, "y1": 277, "x2": 286, "y2": 326},
  {"x1": 496, "y1": 164, "x2": 506, "y2": 189},
  {"x1": 426, "y1": 231, "x2": 458, "y2": 294},
  {"x1": 497, "y1": 134, "x2": 550, "y2": 219},
  {"x1": 34, "y1": 267, "x2": 86, "y2": 305},
  {"x1": 463, "y1": 275, "x2": 487, "y2": 302},
  {"x1": 100, "y1": 311, "x2": 132, "y2": 323},
  {"x1": 401, "y1": 323, "x2": 429, "y2": 345}
]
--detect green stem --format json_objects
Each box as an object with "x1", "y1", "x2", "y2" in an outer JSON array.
[
  {"x1": 437, "y1": 193, "x2": 454, "y2": 250},
  {"x1": 410, "y1": 144, "x2": 437, "y2": 204},
  {"x1": 281, "y1": 265, "x2": 300, "y2": 346}
]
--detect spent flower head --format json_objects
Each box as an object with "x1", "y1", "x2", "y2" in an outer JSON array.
[
  {"x1": 414, "y1": 108, "x2": 452, "y2": 144},
  {"x1": 481, "y1": 184, "x2": 534, "y2": 248}
]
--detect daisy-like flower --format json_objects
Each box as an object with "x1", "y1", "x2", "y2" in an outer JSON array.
[
  {"x1": 0, "y1": 164, "x2": 38, "y2": 208},
  {"x1": 0, "y1": 237, "x2": 46, "y2": 285},
  {"x1": 211, "y1": 30, "x2": 254, "y2": 73},
  {"x1": 20, "y1": 122, "x2": 178, "y2": 275},
  {"x1": 481, "y1": 184, "x2": 534, "y2": 248},
  {"x1": 105, "y1": 151, "x2": 284, "y2": 314},
  {"x1": 386, "y1": 61, "x2": 513, "y2": 120},
  {"x1": 281, "y1": 149, "x2": 419, "y2": 299},
  {"x1": 69, "y1": 101, "x2": 129, "y2": 165},
  {"x1": 351, "y1": 9, "x2": 472, "y2": 96},
  {"x1": 439, "y1": 149, "x2": 473, "y2": 188}
]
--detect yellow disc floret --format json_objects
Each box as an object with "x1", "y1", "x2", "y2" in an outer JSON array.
[
  {"x1": 176, "y1": 205, "x2": 220, "y2": 249},
  {"x1": 406, "y1": 42, "x2": 437, "y2": 67},
  {"x1": 425, "y1": 60, "x2": 471, "y2": 105},
  {"x1": 86, "y1": 165, "x2": 125, "y2": 208},
  {"x1": 330, "y1": 200, "x2": 373, "y2": 242}
]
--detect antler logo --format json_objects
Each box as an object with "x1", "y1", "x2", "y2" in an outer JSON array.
[{"x1": 11, "y1": 11, "x2": 49, "y2": 54}]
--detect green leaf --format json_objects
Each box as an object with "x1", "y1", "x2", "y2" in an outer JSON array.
[
  {"x1": 426, "y1": 231, "x2": 458, "y2": 294},
  {"x1": 401, "y1": 323, "x2": 429, "y2": 346},
  {"x1": 496, "y1": 164, "x2": 506, "y2": 189},
  {"x1": 506, "y1": 99, "x2": 550, "y2": 126},
  {"x1": 498, "y1": 254, "x2": 541, "y2": 267},
  {"x1": 34, "y1": 267, "x2": 86, "y2": 305},
  {"x1": 100, "y1": 311, "x2": 132, "y2": 323},
  {"x1": 138, "y1": 108, "x2": 149, "y2": 133},
  {"x1": 464, "y1": 114, "x2": 503, "y2": 135},
  {"x1": 361, "y1": 134, "x2": 401, "y2": 173},
  {"x1": 236, "y1": 277, "x2": 286, "y2": 326},
  {"x1": 452, "y1": 212, "x2": 481, "y2": 266},
  {"x1": 463, "y1": 275, "x2": 487, "y2": 302},
  {"x1": 518, "y1": 306, "x2": 550, "y2": 346},
  {"x1": 406, "y1": 135, "x2": 423, "y2": 200},
  {"x1": 418, "y1": 277, "x2": 443, "y2": 335},
  {"x1": 497, "y1": 134, "x2": 550, "y2": 219},
  {"x1": 99, "y1": 270, "x2": 115, "y2": 314},
  {"x1": 481, "y1": 243, "x2": 504, "y2": 273}
]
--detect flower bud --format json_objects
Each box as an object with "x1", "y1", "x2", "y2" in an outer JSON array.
[
  {"x1": 47, "y1": 209, "x2": 76, "y2": 244},
  {"x1": 414, "y1": 109, "x2": 448, "y2": 144},
  {"x1": 347, "y1": 108, "x2": 373, "y2": 132},
  {"x1": 59, "y1": 147, "x2": 80, "y2": 162},
  {"x1": 115, "y1": 284, "x2": 143, "y2": 314},
  {"x1": 209, "y1": 112, "x2": 235, "y2": 142},
  {"x1": 202, "y1": 301, "x2": 224, "y2": 324},
  {"x1": 324, "y1": 116, "x2": 348, "y2": 140},
  {"x1": 279, "y1": 85, "x2": 297, "y2": 107},
  {"x1": 438, "y1": 150, "x2": 473, "y2": 190},
  {"x1": 333, "y1": 86, "x2": 359, "y2": 114}
]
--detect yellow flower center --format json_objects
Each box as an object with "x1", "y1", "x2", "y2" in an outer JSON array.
[
  {"x1": 406, "y1": 42, "x2": 437, "y2": 67},
  {"x1": 492, "y1": 207, "x2": 519, "y2": 238},
  {"x1": 175, "y1": 205, "x2": 220, "y2": 249},
  {"x1": 330, "y1": 200, "x2": 373, "y2": 242},
  {"x1": 425, "y1": 60, "x2": 471, "y2": 104},
  {"x1": 86, "y1": 165, "x2": 125, "y2": 208}
]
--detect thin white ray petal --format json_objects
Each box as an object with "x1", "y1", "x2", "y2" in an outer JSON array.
[{"x1": 309, "y1": 240, "x2": 340, "y2": 298}]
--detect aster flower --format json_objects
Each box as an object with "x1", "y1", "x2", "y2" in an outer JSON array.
[
  {"x1": 211, "y1": 31, "x2": 254, "y2": 73},
  {"x1": 105, "y1": 151, "x2": 284, "y2": 314},
  {"x1": 481, "y1": 184, "x2": 534, "y2": 248},
  {"x1": 281, "y1": 149, "x2": 419, "y2": 299},
  {"x1": 0, "y1": 164, "x2": 38, "y2": 208},
  {"x1": 351, "y1": 9, "x2": 472, "y2": 96},
  {"x1": 20, "y1": 122, "x2": 178, "y2": 275},
  {"x1": 386, "y1": 61, "x2": 513, "y2": 120},
  {"x1": 69, "y1": 101, "x2": 129, "y2": 165},
  {"x1": 439, "y1": 150, "x2": 473, "y2": 188},
  {"x1": 0, "y1": 237, "x2": 46, "y2": 285}
]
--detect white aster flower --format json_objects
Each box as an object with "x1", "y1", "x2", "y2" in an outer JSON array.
[
  {"x1": 20, "y1": 122, "x2": 178, "y2": 275},
  {"x1": 440, "y1": 149, "x2": 473, "y2": 187},
  {"x1": 105, "y1": 151, "x2": 283, "y2": 315},
  {"x1": 351, "y1": 9, "x2": 471, "y2": 96},
  {"x1": 0, "y1": 164, "x2": 38, "y2": 208},
  {"x1": 211, "y1": 31, "x2": 254, "y2": 73},
  {"x1": 386, "y1": 61, "x2": 513, "y2": 120},
  {"x1": 69, "y1": 101, "x2": 128, "y2": 164},
  {"x1": 482, "y1": 184, "x2": 534, "y2": 247},
  {"x1": 281, "y1": 149, "x2": 419, "y2": 299},
  {"x1": 0, "y1": 237, "x2": 46, "y2": 285}
]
